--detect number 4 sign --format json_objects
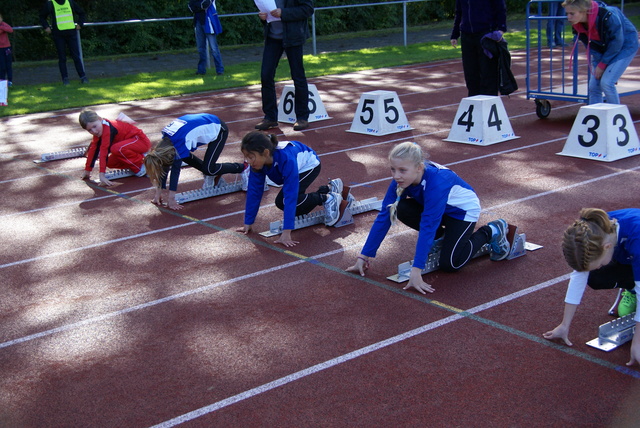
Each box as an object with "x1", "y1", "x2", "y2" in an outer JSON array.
[
  {"x1": 444, "y1": 95, "x2": 518, "y2": 146},
  {"x1": 277, "y1": 84, "x2": 331, "y2": 124},
  {"x1": 347, "y1": 90, "x2": 413, "y2": 136},
  {"x1": 558, "y1": 103, "x2": 640, "y2": 162}
]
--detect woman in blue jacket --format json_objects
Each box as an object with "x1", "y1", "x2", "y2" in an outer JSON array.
[
  {"x1": 564, "y1": 0, "x2": 638, "y2": 104},
  {"x1": 346, "y1": 142, "x2": 510, "y2": 294}
]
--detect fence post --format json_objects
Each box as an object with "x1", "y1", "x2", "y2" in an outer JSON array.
[
  {"x1": 312, "y1": 12, "x2": 317, "y2": 56},
  {"x1": 403, "y1": 1, "x2": 407, "y2": 47}
]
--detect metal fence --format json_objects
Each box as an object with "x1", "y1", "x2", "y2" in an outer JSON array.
[{"x1": 12, "y1": 0, "x2": 433, "y2": 62}]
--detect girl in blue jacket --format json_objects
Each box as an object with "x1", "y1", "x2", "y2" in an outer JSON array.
[
  {"x1": 347, "y1": 142, "x2": 510, "y2": 294},
  {"x1": 144, "y1": 113, "x2": 244, "y2": 210},
  {"x1": 564, "y1": 0, "x2": 638, "y2": 104},
  {"x1": 544, "y1": 208, "x2": 640, "y2": 367},
  {"x1": 239, "y1": 131, "x2": 342, "y2": 247}
]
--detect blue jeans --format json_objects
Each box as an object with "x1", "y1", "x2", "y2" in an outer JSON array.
[
  {"x1": 546, "y1": 1, "x2": 565, "y2": 47},
  {"x1": 260, "y1": 37, "x2": 309, "y2": 122},
  {"x1": 194, "y1": 21, "x2": 224, "y2": 74},
  {"x1": 0, "y1": 47, "x2": 12, "y2": 82},
  {"x1": 589, "y1": 52, "x2": 637, "y2": 104}
]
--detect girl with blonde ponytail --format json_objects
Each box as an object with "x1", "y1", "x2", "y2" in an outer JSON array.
[
  {"x1": 347, "y1": 142, "x2": 511, "y2": 294},
  {"x1": 544, "y1": 208, "x2": 640, "y2": 367}
]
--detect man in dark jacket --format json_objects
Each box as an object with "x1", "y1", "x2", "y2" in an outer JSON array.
[
  {"x1": 450, "y1": 0, "x2": 506, "y2": 96},
  {"x1": 40, "y1": 0, "x2": 88, "y2": 85},
  {"x1": 254, "y1": 0, "x2": 314, "y2": 132}
]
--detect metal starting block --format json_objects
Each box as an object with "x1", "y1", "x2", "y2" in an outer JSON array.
[
  {"x1": 175, "y1": 177, "x2": 241, "y2": 204},
  {"x1": 104, "y1": 168, "x2": 136, "y2": 180},
  {"x1": 34, "y1": 147, "x2": 86, "y2": 163},
  {"x1": 387, "y1": 224, "x2": 528, "y2": 283},
  {"x1": 259, "y1": 195, "x2": 382, "y2": 237},
  {"x1": 587, "y1": 312, "x2": 636, "y2": 352}
]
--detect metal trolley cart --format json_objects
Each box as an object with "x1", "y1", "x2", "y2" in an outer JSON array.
[{"x1": 526, "y1": 0, "x2": 640, "y2": 118}]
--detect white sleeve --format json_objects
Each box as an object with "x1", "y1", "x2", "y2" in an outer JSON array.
[{"x1": 564, "y1": 270, "x2": 589, "y2": 305}]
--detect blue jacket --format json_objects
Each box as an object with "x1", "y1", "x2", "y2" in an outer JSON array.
[
  {"x1": 244, "y1": 140, "x2": 320, "y2": 229},
  {"x1": 189, "y1": 0, "x2": 223, "y2": 34},
  {"x1": 361, "y1": 162, "x2": 481, "y2": 270},
  {"x1": 609, "y1": 209, "x2": 640, "y2": 279},
  {"x1": 573, "y1": 1, "x2": 638, "y2": 68}
]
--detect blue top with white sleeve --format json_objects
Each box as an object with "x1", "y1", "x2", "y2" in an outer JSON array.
[
  {"x1": 361, "y1": 161, "x2": 481, "y2": 270},
  {"x1": 564, "y1": 209, "x2": 640, "y2": 322},
  {"x1": 244, "y1": 140, "x2": 320, "y2": 230}
]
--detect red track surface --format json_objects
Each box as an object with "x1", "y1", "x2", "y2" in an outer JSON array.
[{"x1": 2, "y1": 51, "x2": 640, "y2": 427}]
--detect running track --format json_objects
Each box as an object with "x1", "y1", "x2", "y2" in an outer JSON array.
[{"x1": 1, "y1": 50, "x2": 640, "y2": 427}]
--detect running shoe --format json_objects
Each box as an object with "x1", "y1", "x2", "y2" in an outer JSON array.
[
  {"x1": 618, "y1": 290, "x2": 637, "y2": 317},
  {"x1": 241, "y1": 162, "x2": 250, "y2": 191},
  {"x1": 328, "y1": 178, "x2": 343, "y2": 195},
  {"x1": 324, "y1": 192, "x2": 343, "y2": 226},
  {"x1": 488, "y1": 219, "x2": 510, "y2": 261},
  {"x1": 135, "y1": 164, "x2": 146, "y2": 177}
]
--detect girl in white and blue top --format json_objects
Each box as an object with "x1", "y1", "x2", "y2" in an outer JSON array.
[
  {"x1": 347, "y1": 142, "x2": 510, "y2": 294},
  {"x1": 144, "y1": 113, "x2": 244, "y2": 210},
  {"x1": 544, "y1": 208, "x2": 640, "y2": 366},
  {"x1": 240, "y1": 131, "x2": 342, "y2": 247}
]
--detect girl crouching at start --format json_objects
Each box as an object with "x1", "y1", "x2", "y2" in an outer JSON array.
[
  {"x1": 144, "y1": 113, "x2": 244, "y2": 210},
  {"x1": 79, "y1": 109, "x2": 151, "y2": 186},
  {"x1": 544, "y1": 208, "x2": 640, "y2": 366},
  {"x1": 239, "y1": 131, "x2": 343, "y2": 247},
  {"x1": 347, "y1": 142, "x2": 511, "y2": 294}
]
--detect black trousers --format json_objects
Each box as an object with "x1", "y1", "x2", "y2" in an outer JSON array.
[
  {"x1": 588, "y1": 260, "x2": 635, "y2": 291},
  {"x1": 397, "y1": 198, "x2": 491, "y2": 272},
  {"x1": 275, "y1": 164, "x2": 323, "y2": 217},
  {"x1": 460, "y1": 31, "x2": 500, "y2": 97}
]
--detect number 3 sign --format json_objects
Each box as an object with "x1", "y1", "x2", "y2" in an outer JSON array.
[
  {"x1": 348, "y1": 90, "x2": 413, "y2": 136},
  {"x1": 558, "y1": 103, "x2": 640, "y2": 162}
]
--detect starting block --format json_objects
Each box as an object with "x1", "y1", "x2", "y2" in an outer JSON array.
[
  {"x1": 175, "y1": 177, "x2": 242, "y2": 204},
  {"x1": 347, "y1": 90, "x2": 413, "y2": 136},
  {"x1": 387, "y1": 224, "x2": 528, "y2": 283},
  {"x1": 104, "y1": 168, "x2": 136, "y2": 180},
  {"x1": 444, "y1": 95, "x2": 518, "y2": 146},
  {"x1": 259, "y1": 187, "x2": 382, "y2": 237},
  {"x1": 586, "y1": 312, "x2": 636, "y2": 352},
  {"x1": 34, "y1": 147, "x2": 86, "y2": 163},
  {"x1": 558, "y1": 103, "x2": 640, "y2": 162},
  {"x1": 278, "y1": 84, "x2": 331, "y2": 124}
]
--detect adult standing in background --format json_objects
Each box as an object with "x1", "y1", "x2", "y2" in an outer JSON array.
[
  {"x1": 188, "y1": 0, "x2": 225, "y2": 76},
  {"x1": 547, "y1": 1, "x2": 566, "y2": 48},
  {"x1": 254, "y1": 0, "x2": 314, "y2": 132},
  {"x1": 450, "y1": 0, "x2": 506, "y2": 96},
  {"x1": 40, "y1": 0, "x2": 88, "y2": 85}
]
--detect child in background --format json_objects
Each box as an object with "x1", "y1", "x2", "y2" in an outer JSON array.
[
  {"x1": 543, "y1": 208, "x2": 640, "y2": 367},
  {"x1": 144, "y1": 113, "x2": 244, "y2": 210},
  {"x1": 0, "y1": 13, "x2": 13, "y2": 87},
  {"x1": 564, "y1": 0, "x2": 638, "y2": 104},
  {"x1": 346, "y1": 142, "x2": 510, "y2": 294},
  {"x1": 239, "y1": 131, "x2": 342, "y2": 247},
  {"x1": 79, "y1": 109, "x2": 151, "y2": 187}
]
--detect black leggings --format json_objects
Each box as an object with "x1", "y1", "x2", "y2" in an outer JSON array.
[
  {"x1": 183, "y1": 120, "x2": 243, "y2": 176},
  {"x1": 397, "y1": 198, "x2": 491, "y2": 272},
  {"x1": 275, "y1": 164, "x2": 323, "y2": 216},
  {"x1": 588, "y1": 260, "x2": 635, "y2": 291}
]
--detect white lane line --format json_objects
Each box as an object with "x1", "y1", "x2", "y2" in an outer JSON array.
[{"x1": 149, "y1": 273, "x2": 569, "y2": 428}]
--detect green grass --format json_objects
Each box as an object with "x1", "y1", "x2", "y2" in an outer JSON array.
[{"x1": 0, "y1": 15, "x2": 629, "y2": 118}]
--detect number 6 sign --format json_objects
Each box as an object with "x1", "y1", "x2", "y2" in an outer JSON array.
[
  {"x1": 277, "y1": 84, "x2": 331, "y2": 124},
  {"x1": 348, "y1": 90, "x2": 413, "y2": 136},
  {"x1": 558, "y1": 103, "x2": 640, "y2": 162}
]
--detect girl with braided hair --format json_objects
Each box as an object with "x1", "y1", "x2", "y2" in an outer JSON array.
[
  {"x1": 346, "y1": 142, "x2": 510, "y2": 294},
  {"x1": 544, "y1": 208, "x2": 640, "y2": 366}
]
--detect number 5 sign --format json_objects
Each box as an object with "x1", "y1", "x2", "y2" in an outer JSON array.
[
  {"x1": 558, "y1": 103, "x2": 640, "y2": 162},
  {"x1": 444, "y1": 95, "x2": 518, "y2": 146},
  {"x1": 277, "y1": 84, "x2": 331, "y2": 124},
  {"x1": 348, "y1": 90, "x2": 413, "y2": 136}
]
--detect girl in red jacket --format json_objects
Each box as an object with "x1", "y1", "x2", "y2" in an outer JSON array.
[{"x1": 79, "y1": 109, "x2": 151, "y2": 186}]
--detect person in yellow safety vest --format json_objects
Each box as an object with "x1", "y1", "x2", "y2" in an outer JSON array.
[{"x1": 39, "y1": 0, "x2": 88, "y2": 85}]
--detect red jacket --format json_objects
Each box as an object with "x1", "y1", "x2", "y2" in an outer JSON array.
[
  {"x1": 0, "y1": 22, "x2": 13, "y2": 49},
  {"x1": 84, "y1": 119, "x2": 147, "y2": 173}
]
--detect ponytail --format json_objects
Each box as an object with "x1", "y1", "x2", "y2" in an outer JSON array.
[
  {"x1": 144, "y1": 137, "x2": 176, "y2": 187},
  {"x1": 387, "y1": 185, "x2": 404, "y2": 225}
]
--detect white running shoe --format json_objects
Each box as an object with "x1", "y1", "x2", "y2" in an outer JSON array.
[
  {"x1": 329, "y1": 178, "x2": 343, "y2": 195},
  {"x1": 241, "y1": 162, "x2": 250, "y2": 191},
  {"x1": 135, "y1": 164, "x2": 146, "y2": 177},
  {"x1": 324, "y1": 192, "x2": 343, "y2": 226}
]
